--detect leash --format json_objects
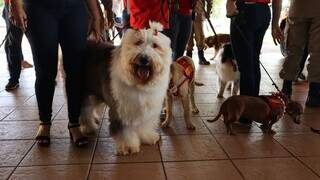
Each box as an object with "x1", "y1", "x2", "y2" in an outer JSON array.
[{"x1": 229, "y1": 16, "x2": 282, "y2": 93}]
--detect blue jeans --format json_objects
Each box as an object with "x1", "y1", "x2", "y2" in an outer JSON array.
[
  {"x1": 2, "y1": 4, "x2": 24, "y2": 84},
  {"x1": 24, "y1": 0, "x2": 88, "y2": 124},
  {"x1": 171, "y1": 11, "x2": 192, "y2": 61},
  {"x1": 230, "y1": 2, "x2": 271, "y2": 96}
]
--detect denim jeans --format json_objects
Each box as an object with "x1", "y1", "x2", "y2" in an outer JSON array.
[
  {"x1": 171, "y1": 10, "x2": 193, "y2": 61},
  {"x1": 230, "y1": 2, "x2": 271, "y2": 96},
  {"x1": 24, "y1": 0, "x2": 88, "y2": 124},
  {"x1": 2, "y1": 4, "x2": 24, "y2": 84}
]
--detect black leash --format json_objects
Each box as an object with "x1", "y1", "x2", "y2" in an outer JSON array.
[
  {"x1": 0, "y1": 29, "x2": 10, "y2": 47},
  {"x1": 230, "y1": 16, "x2": 282, "y2": 93}
]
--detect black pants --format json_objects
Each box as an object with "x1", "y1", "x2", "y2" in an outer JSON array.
[
  {"x1": 230, "y1": 3, "x2": 271, "y2": 96},
  {"x1": 2, "y1": 4, "x2": 24, "y2": 84},
  {"x1": 24, "y1": 0, "x2": 88, "y2": 124}
]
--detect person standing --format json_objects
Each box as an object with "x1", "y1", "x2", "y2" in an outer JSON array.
[
  {"x1": 226, "y1": 0, "x2": 283, "y2": 123},
  {"x1": 280, "y1": 0, "x2": 320, "y2": 107},
  {"x1": 186, "y1": 0, "x2": 212, "y2": 65},
  {"x1": 171, "y1": 0, "x2": 194, "y2": 61},
  {"x1": 2, "y1": 0, "x2": 33, "y2": 91},
  {"x1": 10, "y1": 0, "x2": 104, "y2": 146}
]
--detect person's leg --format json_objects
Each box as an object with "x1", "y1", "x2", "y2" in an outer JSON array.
[
  {"x1": 230, "y1": 17, "x2": 255, "y2": 96},
  {"x1": 59, "y1": 0, "x2": 88, "y2": 125},
  {"x1": 252, "y1": 5, "x2": 270, "y2": 96},
  {"x1": 306, "y1": 17, "x2": 320, "y2": 107},
  {"x1": 174, "y1": 13, "x2": 192, "y2": 60},
  {"x1": 280, "y1": 17, "x2": 309, "y2": 97},
  {"x1": 171, "y1": 11, "x2": 180, "y2": 61},
  {"x1": 3, "y1": 4, "x2": 24, "y2": 90},
  {"x1": 186, "y1": 24, "x2": 195, "y2": 57},
  {"x1": 194, "y1": 17, "x2": 209, "y2": 65},
  {"x1": 24, "y1": 2, "x2": 59, "y2": 124}
]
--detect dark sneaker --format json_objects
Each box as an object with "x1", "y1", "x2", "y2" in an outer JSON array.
[
  {"x1": 5, "y1": 81, "x2": 19, "y2": 91},
  {"x1": 305, "y1": 96, "x2": 320, "y2": 107},
  {"x1": 305, "y1": 82, "x2": 320, "y2": 108}
]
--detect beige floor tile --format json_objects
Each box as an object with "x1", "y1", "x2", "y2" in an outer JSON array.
[
  {"x1": 0, "y1": 88, "x2": 34, "y2": 97},
  {"x1": 20, "y1": 139, "x2": 95, "y2": 166},
  {"x1": 269, "y1": 114, "x2": 310, "y2": 133},
  {"x1": 93, "y1": 138, "x2": 161, "y2": 163},
  {"x1": 274, "y1": 134, "x2": 320, "y2": 156},
  {"x1": 0, "y1": 107, "x2": 14, "y2": 121},
  {"x1": 160, "y1": 135, "x2": 227, "y2": 161},
  {"x1": 299, "y1": 157, "x2": 320, "y2": 176},
  {"x1": 234, "y1": 158, "x2": 320, "y2": 180},
  {"x1": 88, "y1": 163, "x2": 165, "y2": 180},
  {"x1": 10, "y1": 165, "x2": 89, "y2": 180},
  {"x1": 4, "y1": 106, "x2": 60, "y2": 121},
  {"x1": 164, "y1": 160, "x2": 243, "y2": 180},
  {"x1": 0, "y1": 121, "x2": 38, "y2": 140},
  {"x1": 0, "y1": 140, "x2": 34, "y2": 167},
  {"x1": 0, "y1": 167, "x2": 14, "y2": 180},
  {"x1": 0, "y1": 97, "x2": 28, "y2": 107},
  {"x1": 215, "y1": 134, "x2": 290, "y2": 159},
  {"x1": 202, "y1": 116, "x2": 263, "y2": 134},
  {"x1": 161, "y1": 117, "x2": 210, "y2": 136}
]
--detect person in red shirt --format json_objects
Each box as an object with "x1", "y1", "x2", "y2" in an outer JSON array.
[
  {"x1": 226, "y1": 0, "x2": 282, "y2": 124},
  {"x1": 119, "y1": 0, "x2": 169, "y2": 31}
]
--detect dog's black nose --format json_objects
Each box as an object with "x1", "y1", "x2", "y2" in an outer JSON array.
[{"x1": 139, "y1": 56, "x2": 150, "y2": 66}]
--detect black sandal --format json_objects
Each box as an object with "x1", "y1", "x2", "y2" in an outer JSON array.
[
  {"x1": 36, "y1": 122, "x2": 51, "y2": 146},
  {"x1": 68, "y1": 123, "x2": 88, "y2": 147}
]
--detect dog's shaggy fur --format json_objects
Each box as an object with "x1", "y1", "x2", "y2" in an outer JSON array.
[
  {"x1": 161, "y1": 56, "x2": 200, "y2": 130},
  {"x1": 80, "y1": 22, "x2": 172, "y2": 155},
  {"x1": 207, "y1": 95, "x2": 303, "y2": 135},
  {"x1": 205, "y1": 33, "x2": 231, "y2": 60},
  {"x1": 215, "y1": 43, "x2": 240, "y2": 98}
]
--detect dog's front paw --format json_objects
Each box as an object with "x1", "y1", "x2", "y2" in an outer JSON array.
[
  {"x1": 192, "y1": 108, "x2": 199, "y2": 114},
  {"x1": 139, "y1": 130, "x2": 160, "y2": 145},
  {"x1": 186, "y1": 123, "x2": 196, "y2": 130},
  {"x1": 116, "y1": 143, "x2": 141, "y2": 155},
  {"x1": 217, "y1": 94, "x2": 224, "y2": 98}
]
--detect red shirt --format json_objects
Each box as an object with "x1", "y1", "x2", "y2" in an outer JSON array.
[
  {"x1": 127, "y1": 0, "x2": 169, "y2": 30},
  {"x1": 176, "y1": 0, "x2": 193, "y2": 16},
  {"x1": 242, "y1": 0, "x2": 270, "y2": 4},
  {"x1": 4, "y1": 0, "x2": 10, "y2": 4}
]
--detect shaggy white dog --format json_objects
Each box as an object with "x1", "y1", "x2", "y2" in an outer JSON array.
[
  {"x1": 80, "y1": 22, "x2": 172, "y2": 155},
  {"x1": 215, "y1": 43, "x2": 240, "y2": 98}
]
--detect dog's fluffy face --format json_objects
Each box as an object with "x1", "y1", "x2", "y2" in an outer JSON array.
[{"x1": 115, "y1": 27, "x2": 172, "y2": 88}]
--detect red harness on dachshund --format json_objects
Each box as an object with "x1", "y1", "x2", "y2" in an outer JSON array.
[
  {"x1": 259, "y1": 94, "x2": 286, "y2": 120},
  {"x1": 169, "y1": 57, "x2": 194, "y2": 96}
]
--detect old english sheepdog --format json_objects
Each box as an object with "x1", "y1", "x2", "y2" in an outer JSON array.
[{"x1": 80, "y1": 22, "x2": 172, "y2": 155}]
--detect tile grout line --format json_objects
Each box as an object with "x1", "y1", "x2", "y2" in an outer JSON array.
[
  {"x1": 199, "y1": 116, "x2": 247, "y2": 180},
  {"x1": 86, "y1": 107, "x2": 107, "y2": 180},
  {"x1": 0, "y1": 94, "x2": 35, "y2": 122},
  {"x1": 158, "y1": 138, "x2": 168, "y2": 180},
  {"x1": 272, "y1": 137, "x2": 320, "y2": 178},
  {"x1": 6, "y1": 140, "x2": 36, "y2": 180}
]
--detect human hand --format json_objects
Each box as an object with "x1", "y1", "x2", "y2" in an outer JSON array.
[
  {"x1": 272, "y1": 25, "x2": 284, "y2": 45},
  {"x1": 9, "y1": 0, "x2": 27, "y2": 31},
  {"x1": 226, "y1": 0, "x2": 238, "y2": 18},
  {"x1": 87, "y1": 17, "x2": 105, "y2": 43}
]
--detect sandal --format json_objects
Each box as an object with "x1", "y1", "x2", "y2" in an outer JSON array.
[
  {"x1": 68, "y1": 123, "x2": 88, "y2": 147},
  {"x1": 35, "y1": 122, "x2": 51, "y2": 146}
]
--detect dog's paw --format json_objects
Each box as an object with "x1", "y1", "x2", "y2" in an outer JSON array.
[
  {"x1": 140, "y1": 132, "x2": 160, "y2": 145},
  {"x1": 192, "y1": 108, "x2": 199, "y2": 114},
  {"x1": 116, "y1": 143, "x2": 141, "y2": 156},
  {"x1": 217, "y1": 94, "x2": 224, "y2": 98},
  {"x1": 186, "y1": 123, "x2": 196, "y2": 130}
]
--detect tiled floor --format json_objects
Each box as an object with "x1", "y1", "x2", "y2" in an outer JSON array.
[{"x1": 0, "y1": 23, "x2": 320, "y2": 180}]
